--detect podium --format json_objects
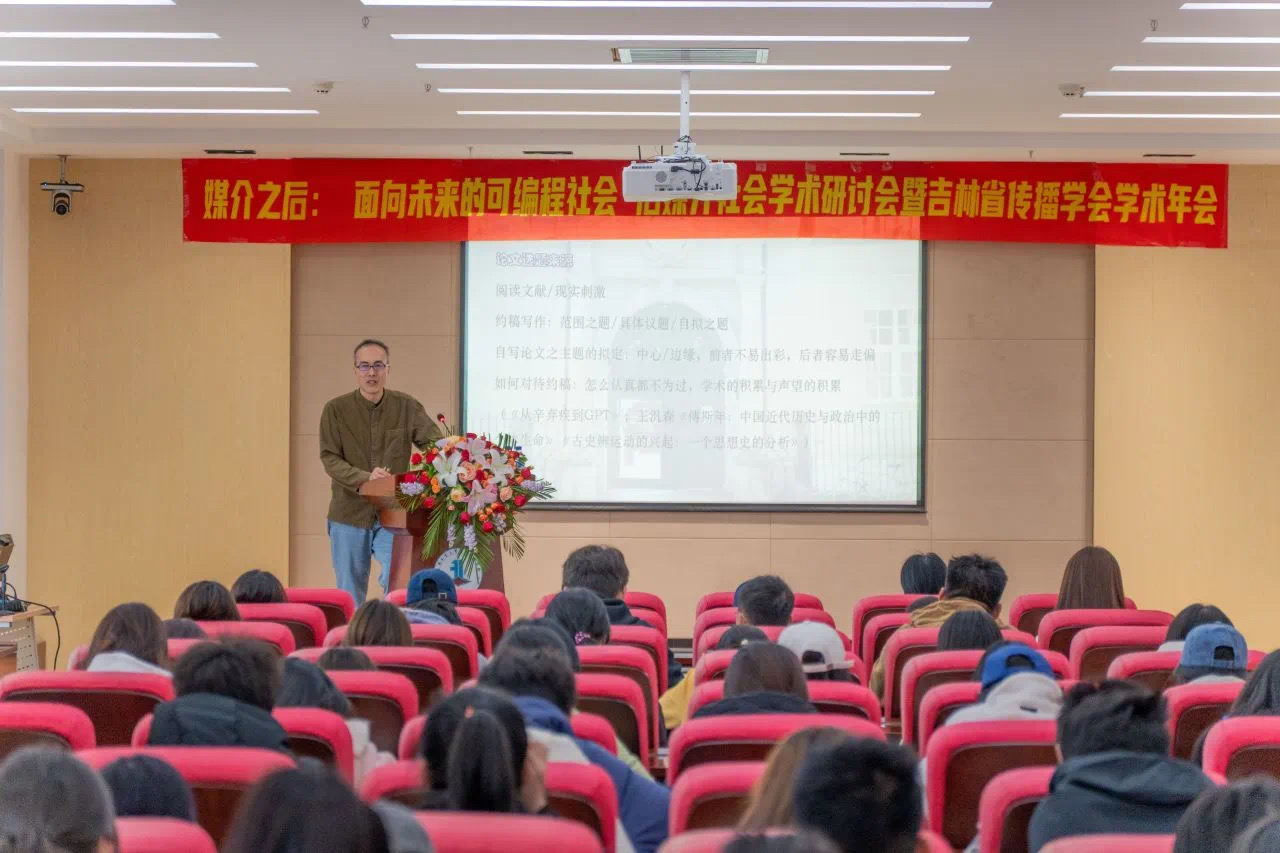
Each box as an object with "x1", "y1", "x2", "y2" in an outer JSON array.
[{"x1": 358, "y1": 478, "x2": 506, "y2": 594}]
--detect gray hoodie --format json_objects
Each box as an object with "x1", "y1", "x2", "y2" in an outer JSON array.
[{"x1": 947, "y1": 672, "x2": 1064, "y2": 726}]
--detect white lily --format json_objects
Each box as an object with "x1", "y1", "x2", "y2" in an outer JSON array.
[
  {"x1": 466, "y1": 483, "x2": 498, "y2": 515},
  {"x1": 488, "y1": 449, "x2": 516, "y2": 484},
  {"x1": 464, "y1": 436, "x2": 490, "y2": 458},
  {"x1": 434, "y1": 451, "x2": 463, "y2": 487}
]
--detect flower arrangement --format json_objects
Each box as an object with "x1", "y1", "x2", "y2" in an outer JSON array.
[{"x1": 395, "y1": 414, "x2": 554, "y2": 580}]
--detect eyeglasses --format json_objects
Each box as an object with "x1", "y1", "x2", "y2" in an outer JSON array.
[{"x1": 355, "y1": 361, "x2": 388, "y2": 373}]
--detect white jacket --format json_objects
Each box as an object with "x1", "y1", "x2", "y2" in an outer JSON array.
[{"x1": 86, "y1": 651, "x2": 171, "y2": 678}]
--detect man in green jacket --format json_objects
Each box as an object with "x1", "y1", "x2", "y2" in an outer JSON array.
[{"x1": 320, "y1": 339, "x2": 437, "y2": 606}]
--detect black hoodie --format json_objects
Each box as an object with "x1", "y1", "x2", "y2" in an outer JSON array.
[
  {"x1": 1028, "y1": 750, "x2": 1214, "y2": 852},
  {"x1": 148, "y1": 692, "x2": 290, "y2": 752},
  {"x1": 603, "y1": 598, "x2": 684, "y2": 690}
]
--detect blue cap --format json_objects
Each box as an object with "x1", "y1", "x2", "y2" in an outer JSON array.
[
  {"x1": 979, "y1": 642, "x2": 1054, "y2": 690},
  {"x1": 1181, "y1": 623, "x2": 1247, "y2": 671},
  {"x1": 406, "y1": 569, "x2": 457, "y2": 606}
]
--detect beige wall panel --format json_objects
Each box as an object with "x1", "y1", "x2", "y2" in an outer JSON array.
[
  {"x1": 769, "y1": 512, "x2": 932, "y2": 541},
  {"x1": 608, "y1": 512, "x2": 771, "y2": 540}
]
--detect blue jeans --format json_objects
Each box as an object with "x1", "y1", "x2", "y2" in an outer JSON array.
[{"x1": 328, "y1": 520, "x2": 394, "y2": 607}]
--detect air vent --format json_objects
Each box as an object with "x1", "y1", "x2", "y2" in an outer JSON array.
[
  {"x1": 1142, "y1": 152, "x2": 1196, "y2": 158},
  {"x1": 840, "y1": 152, "x2": 891, "y2": 157},
  {"x1": 613, "y1": 47, "x2": 769, "y2": 65},
  {"x1": 203, "y1": 148, "x2": 256, "y2": 155},
  {"x1": 523, "y1": 150, "x2": 574, "y2": 155}
]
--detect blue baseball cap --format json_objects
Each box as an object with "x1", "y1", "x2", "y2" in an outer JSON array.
[
  {"x1": 406, "y1": 568, "x2": 457, "y2": 606},
  {"x1": 979, "y1": 642, "x2": 1054, "y2": 690},
  {"x1": 1181, "y1": 623, "x2": 1247, "y2": 671}
]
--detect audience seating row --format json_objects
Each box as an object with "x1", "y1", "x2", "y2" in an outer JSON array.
[
  {"x1": 657, "y1": 828, "x2": 951, "y2": 853},
  {"x1": 1107, "y1": 648, "x2": 1268, "y2": 694}
]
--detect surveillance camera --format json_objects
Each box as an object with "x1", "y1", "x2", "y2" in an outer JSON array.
[
  {"x1": 40, "y1": 156, "x2": 84, "y2": 217},
  {"x1": 1059, "y1": 83, "x2": 1087, "y2": 99},
  {"x1": 51, "y1": 190, "x2": 72, "y2": 216}
]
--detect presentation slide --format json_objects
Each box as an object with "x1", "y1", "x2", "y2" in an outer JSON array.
[{"x1": 462, "y1": 237, "x2": 923, "y2": 508}]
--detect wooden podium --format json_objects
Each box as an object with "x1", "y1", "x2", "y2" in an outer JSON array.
[{"x1": 358, "y1": 477, "x2": 505, "y2": 594}]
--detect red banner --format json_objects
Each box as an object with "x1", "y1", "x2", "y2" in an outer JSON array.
[{"x1": 182, "y1": 158, "x2": 1228, "y2": 248}]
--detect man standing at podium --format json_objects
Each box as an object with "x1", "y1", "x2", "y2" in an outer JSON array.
[{"x1": 320, "y1": 339, "x2": 436, "y2": 606}]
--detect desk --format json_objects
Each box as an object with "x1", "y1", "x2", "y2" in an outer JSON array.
[
  {"x1": 0, "y1": 640, "x2": 47, "y2": 675},
  {"x1": 0, "y1": 607, "x2": 58, "y2": 673}
]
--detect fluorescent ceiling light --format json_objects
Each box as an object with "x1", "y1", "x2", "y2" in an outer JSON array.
[
  {"x1": 1181, "y1": 3, "x2": 1280, "y2": 8},
  {"x1": 374, "y1": 0, "x2": 989, "y2": 6},
  {"x1": 1062, "y1": 112, "x2": 1280, "y2": 118},
  {"x1": 0, "y1": 60, "x2": 256, "y2": 67},
  {"x1": 1112, "y1": 65, "x2": 1280, "y2": 72},
  {"x1": 13, "y1": 107, "x2": 316, "y2": 114},
  {"x1": 1145, "y1": 36, "x2": 1280, "y2": 43},
  {"x1": 0, "y1": 32, "x2": 218, "y2": 39},
  {"x1": 438, "y1": 87, "x2": 935, "y2": 95},
  {"x1": 419, "y1": 62, "x2": 949, "y2": 71},
  {"x1": 1085, "y1": 90, "x2": 1280, "y2": 97},
  {"x1": 458, "y1": 109, "x2": 920, "y2": 116},
  {"x1": 0, "y1": 85, "x2": 288, "y2": 92},
  {"x1": 394, "y1": 33, "x2": 968, "y2": 42}
]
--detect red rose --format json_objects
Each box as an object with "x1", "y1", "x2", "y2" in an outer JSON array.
[
  {"x1": 466, "y1": 432, "x2": 477, "y2": 440},
  {"x1": 460, "y1": 512, "x2": 472, "y2": 523},
  {"x1": 521, "y1": 467, "x2": 533, "y2": 478},
  {"x1": 424, "y1": 497, "x2": 435, "y2": 509},
  {"x1": 493, "y1": 504, "x2": 506, "y2": 514},
  {"x1": 514, "y1": 495, "x2": 527, "y2": 507},
  {"x1": 411, "y1": 452, "x2": 423, "y2": 465},
  {"x1": 459, "y1": 450, "x2": 470, "y2": 463},
  {"x1": 482, "y1": 521, "x2": 495, "y2": 533},
  {"x1": 426, "y1": 450, "x2": 437, "y2": 463}
]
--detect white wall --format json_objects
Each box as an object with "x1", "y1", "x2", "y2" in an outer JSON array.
[{"x1": 0, "y1": 151, "x2": 28, "y2": 594}]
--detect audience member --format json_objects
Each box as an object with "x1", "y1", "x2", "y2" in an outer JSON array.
[
  {"x1": 1174, "y1": 777, "x2": 1280, "y2": 853},
  {"x1": 792, "y1": 738, "x2": 922, "y2": 853},
  {"x1": 1172, "y1": 623, "x2": 1249, "y2": 686},
  {"x1": 0, "y1": 747, "x2": 117, "y2": 853},
  {"x1": 545, "y1": 587, "x2": 611, "y2": 646},
  {"x1": 318, "y1": 646, "x2": 377, "y2": 671},
  {"x1": 561, "y1": 544, "x2": 682, "y2": 689},
  {"x1": 480, "y1": 641, "x2": 669, "y2": 853},
  {"x1": 693, "y1": 642, "x2": 813, "y2": 719},
  {"x1": 276, "y1": 657, "x2": 386, "y2": 781},
  {"x1": 1162, "y1": 604, "x2": 1235, "y2": 652},
  {"x1": 99, "y1": 755, "x2": 195, "y2": 822},
  {"x1": 402, "y1": 568, "x2": 464, "y2": 627},
  {"x1": 230, "y1": 569, "x2": 286, "y2": 604},
  {"x1": 724, "y1": 834, "x2": 840, "y2": 853},
  {"x1": 1056, "y1": 545, "x2": 1126, "y2": 610},
  {"x1": 937, "y1": 609, "x2": 1003, "y2": 652},
  {"x1": 345, "y1": 599, "x2": 413, "y2": 647},
  {"x1": 420, "y1": 686, "x2": 548, "y2": 815},
  {"x1": 1231, "y1": 815, "x2": 1280, "y2": 853},
  {"x1": 734, "y1": 575, "x2": 794, "y2": 626},
  {"x1": 162, "y1": 618, "x2": 207, "y2": 640},
  {"x1": 149, "y1": 638, "x2": 288, "y2": 751},
  {"x1": 222, "y1": 763, "x2": 430, "y2": 853},
  {"x1": 901, "y1": 552, "x2": 946, "y2": 596},
  {"x1": 870, "y1": 554, "x2": 1008, "y2": 696},
  {"x1": 659, "y1": 625, "x2": 768, "y2": 731},
  {"x1": 1028, "y1": 680, "x2": 1214, "y2": 851},
  {"x1": 1192, "y1": 649, "x2": 1280, "y2": 764},
  {"x1": 717, "y1": 625, "x2": 769, "y2": 649},
  {"x1": 738, "y1": 727, "x2": 854, "y2": 830},
  {"x1": 947, "y1": 642, "x2": 1062, "y2": 726},
  {"x1": 172, "y1": 580, "x2": 240, "y2": 621},
  {"x1": 80, "y1": 602, "x2": 170, "y2": 676},
  {"x1": 777, "y1": 622, "x2": 855, "y2": 681},
  {"x1": 906, "y1": 596, "x2": 938, "y2": 612}
]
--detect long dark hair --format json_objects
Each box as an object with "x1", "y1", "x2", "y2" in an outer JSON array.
[
  {"x1": 173, "y1": 580, "x2": 240, "y2": 621},
  {"x1": 276, "y1": 658, "x2": 353, "y2": 717},
  {"x1": 421, "y1": 686, "x2": 528, "y2": 813},
  {"x1": 1056, "y1": 546, "x2": 1125, "y2": 610},
  {"x1": 724, "y1": 643, "x2": 809, "y2": 701},
  {"x1": 83, "y1": 602, "x2": 168, "y2": 669},
  {"x1": 1232, "y1": 650, "x2": 1280, "y2": 717},
  {"x1": 346, "y1": 600, "x2": 412, "y2": 647},
  {"x1": 222, "y1": 765, "x2": 386, "y2": 853}
]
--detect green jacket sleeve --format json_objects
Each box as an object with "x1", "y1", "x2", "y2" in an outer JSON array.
[
  {"x1": 320, "y1": 402, "x2": 370, "y2": 490},
  {"x1": 410, "y1": 400, "x2": 437, "y2": 452}
]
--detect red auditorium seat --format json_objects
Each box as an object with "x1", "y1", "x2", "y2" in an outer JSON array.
[
  {"x1": 696, "y1": 591, "x2": 824, "y2": 617},
  {"x1": 195, "y1": 620, "x2": 296, "y2": 655},
  {"x1": 323, "y1": 623, "x2": 479, "y2": 683},
  {"x1": 578, "y1": 644, "x2": 659, "y2": 751},
  {"x1": 398, "y1": 714, "x2": 426, "y2": 760},
  {"x1": 1164, "y1": 680, "x2": 1244, "y2": 760},
  {"x1": 271, "y1": 707, "x2": 355, "y2": 782},
  {"x1": 851, "y1": 595, "x2": 922, "y2": 660},
  {"x1": 693, "y1": 609, "x2": 748, "y2": 650},
  {"x1": 667, "y1": 713, "x2": 884, "y2": 782},
  {"x1": 650, "y1": 828, "x2": 950, "y2": 853},
  {"x1": 862, "y1": 611, "x2": 912, "y2": 669},
  {"x1": 1203, "y1": 717, "x2": 1280, "y2": 781},
  {"x1": 115, "y1": 817, "x2": 217, "y2": 853},
  {"x1": 326, "y1": 670, "x2": 419, "y2": 754},
  {"x1": 694, "y1": 649, "x2": 738, "y2": 683},
  {"x1": 167, "y1": 638, "x2": 202, "y2": 660},
  {"x1": 695, "y1": 625, "x2": 786, "y2": 663},
  {"x1": 977, "y1": 765, "x2": 1055, "y2": 853},
  {"x1": 130, "y1": 714, "x2": 151, "y2": 745},
  {"x1": 397, "y1": 709, "x2": 618, "y2": 761},
  {"x1": 285, "y1": 587, "x2": 356, "y2": 631},
  {"x1": 624, "y1": 591, "x2": 667, "y2": 621},
  {"x1": 237, "y1": 602, "x2": 328, "y2": 649},
  {"x1": 1107, "y1": 649, "x2": 1267, "y2": 694},
  {"x1": 687, "y1": 681, "x2": 880, "y2": 722},
  {"x1": 608, "y1": 624, "x2": 670, "y2": 693},
  {"x1": 1040, "y1": 836, "x2": 1174, "y2": 853},
  {"x1": 77, "y1": 746, "x2": 294, "y2": 846},
  {"x1": 457, "y1": 606, "x2": 494, "y2": 656},
  {"x1": 1035, "y1": 609, "x2": 1172, "y2": 657},
  {"x1": 925, "y1": 720, "x2": 1059, "y2": 850},
  {"x1": 918, "y1": 681, "x2": 981, "y2": 751},
  {"x1": 1067, "y1": 625, "x2": 1167, "y2": 681},
  {"x1": 629, "y1": 606, "x2": 668, "y2": 637},
  {"x1": 293, "y1": 645, "x2": 453, "y2": 708},
  {"x1": 414, "y1": 813, "x2": 604, "y2": 853},
  {"x1": 669, "y1": 761, "x2": 765, "y2": 834},
  {"x1": 0, "y1": 671, "x2": 173, "y2": 746},
  {"x1": 359, "y1": 758, "x2": 425, "y2": 806},
  {"x1": 545, "y1": 762, "x2": 618, "y2": 851},
  {"x1": 0, "y1": 701, "x2": 95, "y2": 759},
  {"x1": 457, "y1": 588, "x2": 512, "y2": 645},
  {"x1": 1008, "y1": 594, "x2": 1139, "y2": 637},
  {"x1": 535, "y1": 591, "x2": 666, "y2": 635},
  {"x1": 575, "y1": 672, "x2": 649, "y2": 764},
  {"x1": 790, "y1": 607, "x2": 837, "y2": 629}
]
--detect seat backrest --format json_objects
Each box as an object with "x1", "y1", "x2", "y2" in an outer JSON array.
[
  {"x1": 1164, "y1": 680, "x2": 1244, "y2": 760},
  {"x1": 293, "y1": 645, "x2": 454, "y2": 709},
  {"x1": 285, "y1": 587, "x2": 356, "y2": 630},
  {"x1": 572, "y1": 711, "x2": 620, "y2": 756},
  {"x1": 457, "y1": 589, "x2": 512, "y2": 645},
  {"x1": 862, "y1": 612, "x2": 912, "y2": 670},
  {"x1": 1067, "y1": 625, "x2": 1168, "y2": 681},
  {"x1": 1107, "y1": 649, "x2": 1266, "y2": 694},
  {"x1": 880, "y1": 626, "x2": 941, "y2": 719},
  {"x1": 322, "y1": 624, "x2": 479, "y2": 684},
  {"x1": 667, "y1": 713, "x2": 885, "y2": 782},
  {"x1": 360, "y1": 759, "x2": 425, "y2": 807},
  {"x1": 115, "y1": 818, "x2": 217, "y2": 853},
  {"x1": 237, "y1": 602, "x2": 328, "y2": 649},
  {"x1": 694, "y1": 650, "x2": 738, "y2": 683},
  {"x1": 413, "y1": 812, "x2": 604, "y2": 853},
  {"x1": 326, "y1": 670, "x2": 419, "y2": 754},
  {"x1": 807, "y1": 681, "x2": 882, "y2": 721},
  {"x1": 623, "y1": 591, "x2": 667, "y2": 621},
  {"x1": 167, "y1": 639, "x2": 202, "y2": 661},
  {"x1": 976, "y1": 766, "x2": 1055, "y2": 853},
  {"x1": 901, "y1": 650, "x2": 985, "y2": 749},
  {"x1": 695, "y1": 592, "x2": 735, "y2": 616},
  {"x1": 577, "y1": 644, "x2": 659, "y2": 754},
  {"x1": 1203, "y1": 716, "x2": 1280, "y2": 781},
  {"x1": 607, "y1": 624, "x2": 670, "y2": 694},
  {"x1": 918, "y1": 681, "x2": 983, "y2": 752},
  {"x1": 398, "y1": 713, "x2": 427, "y2": 761},
  {"x1": 77, "y1": 746, "x2": 294, "y2": 846},
  {"x1": 195, "y1": 620, "x2": 296, "y2": 655},
  {"x1": 693, "y1": 609, "x2": 742, "y2": 649},
  {"x1": 545, "y1": 762, "x2": 617, "y2": 851},
  {"x1": 629, "y1": 606, "x2": 668, "y2": 638},
  {"x1": 669, "y1": 761, "x2": 765, "y2": 834},
  {"x1": 852, "y1": 595, "x2": 922, "y2": 660},
  {"x1": 925, "y1": 719, "x2": 1059, "y2": 849},
  {"x1": 574, "y1": 672, "x2": 649, "y2": 765},
  {"x1": 1008, "y1": 594, "x2": 1060, "y2": 637},
  {"x1": 695, "y1": 625, "x2": 786, "y2": 663},
  {"x1": 0, "y1": 671, "x2": 174, "y2": 746},
  {"x1": 271, "y1": 707, "x2": 354, "y2": 782},
  {"x1": 1040, "y1": 836, "x2": 1174, "y2": 853},
  {"x1": 0, "y1": 701, "x2": 96, "y2": 760},
  {"x1": 457, "y1": 606, "x2": 494, "y2": 656},
  {"x1": 790, "y1": 608, "x2": 836, "y2": 629},
  {"x1": 1036, "y1": 609, "x2": 1172, "y2": 656}
]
